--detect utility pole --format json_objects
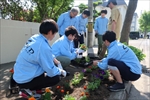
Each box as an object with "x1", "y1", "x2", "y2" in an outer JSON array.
[{"x1": 87, "y1": 0, "x2": 93, "y2": 48}]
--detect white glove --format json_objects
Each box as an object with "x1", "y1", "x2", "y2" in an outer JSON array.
[
  {"x1": 57, "y1": 63, "x2": 63, "y2": 70},
  {"x1": 77, "y1": 48, "x2": 85, "y2": 53},
  {"x1": 61, "y1": 69, "x2": 67, "y2": 77},
  {"x1": 77, "y1": 54, "x2": 82, "y2": 58},
  {"x1": 58, "y1": 68, "x2": 67, "y2": 77}
]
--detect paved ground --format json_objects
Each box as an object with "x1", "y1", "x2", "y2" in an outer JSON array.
[
  {"x1": 0, "y1": 39, "x2": 150, "y2": 100},
  {"x1": 128, "y1": 39, "x2": 150, "y2": 100}
]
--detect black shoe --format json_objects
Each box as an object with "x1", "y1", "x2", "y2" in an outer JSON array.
[{"x1": 108, "y1": 82, "x2": 125, "y2": 92}]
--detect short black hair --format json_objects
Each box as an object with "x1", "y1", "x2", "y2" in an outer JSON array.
[
  {"x1": 82, "y1": 9, "x2": 90, "y2": 16},
  {"x1": 107, "y1": 0, "x2": 117, "y2": 7},
  {"x1": 39, "y1": 19, "x2": 58, "y2": 35},
  {"x1": 65, "y1": 26, "x2": 78, "y2": 37},
  {"x1": 102, "y1": 31, "x2": 116, "y2": 43},
  {"x1": 100, "y1": 10, "x2": 107, "y2": 14}
]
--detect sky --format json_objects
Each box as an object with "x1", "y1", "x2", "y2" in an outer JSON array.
[{"x1": 73, "y1": 0, "x2": 150, "y2": 17}]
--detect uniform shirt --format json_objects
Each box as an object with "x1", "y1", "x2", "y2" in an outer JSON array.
[
  {"x1": 108, "y1": 6, "x2": 122, "y2": 39},
  {"x1": 13, "y1": 34, "x2": 61, "y2": 84},
  {"x1": 75, "y1": 14, "x2": 88, "y2": 34},
  {"x1": 97, "y1": 40, "x2": 142, "y2": 75},
  {"x1": 52, "y1": 35, "x2": 77, "y2": 60},
  {"x1": 94, "y1": 16, "x2": 108, "y2": 35},
  {"x1": 57, "y1": 11, "x2": 77, "y2": 36}
]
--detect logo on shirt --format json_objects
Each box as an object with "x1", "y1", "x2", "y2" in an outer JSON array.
[{"x1": 25, "y1": 39, "x2": 34, "y2": 55}]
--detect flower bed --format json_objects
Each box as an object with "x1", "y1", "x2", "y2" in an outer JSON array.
[
  {"x1": 41, "y1": 65, "x2": 115, "y2": 100},
  {"x1": 9, "y1": 57, "x2": 115, "y2": 100}
]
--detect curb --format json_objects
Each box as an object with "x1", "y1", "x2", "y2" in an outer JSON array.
[{"x1": 108, "y1": 82, "x2": 132, "y2": 100}]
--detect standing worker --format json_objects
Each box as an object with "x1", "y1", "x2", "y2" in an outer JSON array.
[
  {"x1": 99, "y1": 0, "x2": 122, "y2": 59},
  {"x1": 94, "y1": 10, "x2": 108, "y2": 55},
  {"x1": 57, "y1": 7, "x2": 79, "y2": 37},
  {"x1": 74, "y1": 9, "x2": 90, "y2": 48}
]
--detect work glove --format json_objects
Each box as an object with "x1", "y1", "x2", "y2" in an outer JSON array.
[
  {"x1": 77, "y1": 48, "x2": 85, "y2": 53},
  {"x1": 59, "y1": 69, "x2": 67, "y2": 77}
]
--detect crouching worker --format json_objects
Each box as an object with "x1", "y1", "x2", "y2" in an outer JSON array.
[
  {"x1": 13, "y1": 19, "x2": 67, "y2": 91},
  {"x1": 52, "y1": 26, "x2": 85, "y2": 68},
  {"x1": 93, "y1": 31, "x2": 142, "y2": 92}
]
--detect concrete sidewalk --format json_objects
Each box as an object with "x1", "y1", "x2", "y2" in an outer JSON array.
[{"x1": 127, "y1": 39, "x2": 150, "y2": 100}]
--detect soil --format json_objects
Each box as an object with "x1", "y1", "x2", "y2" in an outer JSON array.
[
  {"x1": 51, "y1": 65, "x2": 115, "y2": 100},
  {"x1": 5, "y1": 57, "x2": 115, "y2": 100}
]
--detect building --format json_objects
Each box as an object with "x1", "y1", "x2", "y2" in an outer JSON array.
[{"x1": 130, "y1": 13, "x2": 138, "y2": 31}]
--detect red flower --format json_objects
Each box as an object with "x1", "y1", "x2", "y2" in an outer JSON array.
[
  {"x1": 60, "y1": 89, "x2": 64, "y2": 93},
  {"x1": 9, "y1": 68, "x2": 14, "y2": 73},
  {"x1": 83, "y1": 85, "x2": 87, "y2": 90},
  {"x1": 56, "y1": 85, "x2": 60, "y2": 89}
]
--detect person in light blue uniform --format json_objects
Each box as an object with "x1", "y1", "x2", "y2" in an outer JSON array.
[
  {"x1": 74, "y1": 9, "x2": 90, "y2": 48},
  {"x1": 94, "y1": 10, "x2": 108, "y2": 55},
  {"x1": 13, "y1": 19, "x2": 67, "y2": 90},
  {"x1": 57, "y1": 7, "x2": 79, "y2": 37},
  {"x1": 52, "y1": 26, "x2": 85, "y2": 68},
  {"x1": 93, "y1": 31, "x2": 142, "y2": 92}
]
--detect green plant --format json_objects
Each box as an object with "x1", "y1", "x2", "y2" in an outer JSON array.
[
  {"x1": 64, "y1": 94, "x2": 76, "y2": 100},
  {"x1": 128, "y1": 45, "x2": 146, "y2": 62},
  {"x1": 85, "y1": 68, "x2": 92, "y2": 73},
  {"x1": 87, "y1": 79, "x2": 101, "y2": 91},
  {"x1": 79, "y1": 95, "x2": 87, "y2": 100},
  {"x1": 91, "y1": 65, "x2": 98, "y2": 70},
  {"x1": 41, "y1": 88, "x2": 52, "y2": 100},
  {"x1": 71, "y1": 72, "x2": 84, "y2": 85},
  {"x1": 85, "y1": 56, "x2": 90, "y2": 62}
]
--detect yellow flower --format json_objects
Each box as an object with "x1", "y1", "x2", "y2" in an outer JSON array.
[
  {"x1": 28, "y1": 97, "x2": 36, "y2": 100},
  {"x1": 45, "y1": 87, "x2": 51, "y2": 93},
  {"x1": 66, "y1": 91, "x2": 69, "y2": 94}
]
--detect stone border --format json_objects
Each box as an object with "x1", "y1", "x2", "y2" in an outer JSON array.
[{"x1": 108, "y1": 82, "x2": 132, "y2": 100}]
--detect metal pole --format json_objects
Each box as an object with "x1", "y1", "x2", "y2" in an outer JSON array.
[{"x1": 87, "y1": 0, "x2": 93, "y2": 48}]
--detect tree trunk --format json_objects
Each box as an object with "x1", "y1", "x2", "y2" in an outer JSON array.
[
  {"x1": 144, "y1": 30, "x2": 147, "y2": 39},
  {"x1": 120, "y1": 0, "x2": 138, "y2": 44}
]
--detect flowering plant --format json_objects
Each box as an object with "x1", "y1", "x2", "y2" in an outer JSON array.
[
  {"x1": 79, "y1": 44, "x2": 87, "y2": 51},
  {"x1": 41, "y1": 88, "x2": 52, "y2": 100},
  {"x1": 63, "y1": 91, "x2": 76, "y2": 100}
]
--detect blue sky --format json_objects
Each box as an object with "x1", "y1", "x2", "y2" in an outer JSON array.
[{"x1": 73, "y1": 0, "x2": 150, "y2": 17}]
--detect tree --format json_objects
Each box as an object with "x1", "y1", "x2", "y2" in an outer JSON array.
[
  {"x1": 0, "y1": 0, "x2": 34, "y2": 21},
  {"x1": 93, "y1": 0, "x2": 102, "y2": 21},
  {"x1": 78, "y1": 0, "x2": 102, "y2": 22},
  {"x1": 78, "y1": 3, "x2": 88, "y2": 13},
  {"x1": 0, "y1": 0, "x2": 74, "y2": 22},
  {"x1": 120, "y1": 0, "x2": 138, "y2": 44},
  {"x1": 32, "y1": 0, "x2": 74, "y2": 22},
  {"x1": 139, "y1": 11, "x2": 150, "y2": 38}
]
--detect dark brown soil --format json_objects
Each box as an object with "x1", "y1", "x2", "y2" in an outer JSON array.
[{"x1": 51, "y1": 66, "x2": 115, "y2": 100}]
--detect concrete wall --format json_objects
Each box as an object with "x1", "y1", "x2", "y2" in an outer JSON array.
[
  {"x1": 0, "y1": 19, "x2": 96, "y2": 64},
  {"x1": 0, "y1": 19, "x2": 64, "y2": 64}
]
